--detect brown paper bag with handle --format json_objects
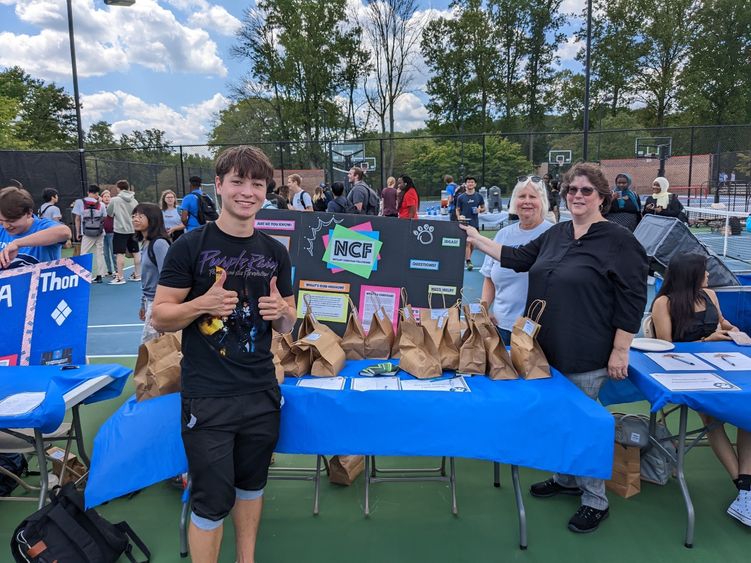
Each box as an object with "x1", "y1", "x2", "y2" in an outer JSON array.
[
  {"x1": 278, "y1": 331, "x2": 312, "y2": 377},
  {"x1": 458, "y1": 305, "x2": 488, "y2": 375},
  {"x1": 511, "y1": 300, "x2": 551, "y2": 380},
  {"x1": 475, "y1": 309, "x2": 518, "y2": 380},
  {"x1": 297, "y1": 294, "x2": 318, "y2": 341},
  {"x1": 134, "y1": 331, "x2": 183, "y2": 401},
  {"x1": 292, "y1": 325, "x2": 346, "y2": 377},
  {"x1": 606, "y1": 443, "x2": 641, "y2": 498},
  {"x1": 422, "y1": 291, "x2": 462, "y2": 348},
  {"x1": 328, "y1": 455, "x2": 365, "y2": 486},
  {"x1": 398, "y1": 309, "x2": 442, "y2": 379},
  {"x1": 341, "y1": 296, "x2": 366, "y2": 360},
  {"x1": 364, "y1": 293, "x2": 394, "y2": 359},
  {"x1": 271, "y1": 331, "x2": 286, "y2": 384},
  {"x1": 435, "y1": 308, "x2": 460, "y2": 370},
  {"x1": 390, "y1": 288, "x2": 410, "y2": 358}
]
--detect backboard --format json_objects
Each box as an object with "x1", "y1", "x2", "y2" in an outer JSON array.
[
  {"x1": 635, "y1": 137, "x2": 672, "y2": 159},
  {"x1": 353, "y1": 157, "x2": 376, "y2": 172},
  {"x1": 330, "y1": 142, "x2": 364, "y2": 164},
  {"x1": 548, "y1": 150, "x2": 573, "y2": 165}
]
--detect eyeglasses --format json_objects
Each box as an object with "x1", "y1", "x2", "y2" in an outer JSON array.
[
  {"x1": 566, "y1": 186, "x2": 595, "y2": 196},
  {"x1": 517, "y1": 175, "x2": 543, "y2": 184}
]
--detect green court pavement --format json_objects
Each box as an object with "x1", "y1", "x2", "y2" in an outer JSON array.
[{"x1": 0, "y1": 357, "x2": 748, "y2": 562}]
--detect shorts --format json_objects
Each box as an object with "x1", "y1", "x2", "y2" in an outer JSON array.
[
  {"x1": 181, "y1": 387, "x2": 282, "y2": 522},
  {"x1": 112, "y1": 232, "x2": 139, "y2": 254}
]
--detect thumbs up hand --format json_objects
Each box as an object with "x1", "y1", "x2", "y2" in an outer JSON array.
[
  {"x1": 259, "y1": 276, "x2": 289, "y2": 321},
  {"x1": 201, "y1": 267, "x2": 238, "y2": 317}
]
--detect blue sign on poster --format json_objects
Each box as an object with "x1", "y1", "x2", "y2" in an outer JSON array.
[{"x1": 0, "y1": 254, "x2": 92, "y2": 366}]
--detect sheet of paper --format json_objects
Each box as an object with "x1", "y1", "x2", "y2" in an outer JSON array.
[
  {"x1": 649, "y1": 372, "x2": 741, "y2": 392},
  {"x1": 359, "y1": 285, "x2": 400, "y2": 333},
  {"x1": 0, "y1": 392, "x2": 46, "y2": 416},
  {"x1": 400, "y1": 376, "x2": 470, "y2": 393},
  {"x1": 351, "y1": 377, "x2": 401, "y2": 391},
  {"x1": 645, "y1": 352, "x2": 714, "y2": 371},
  {"x1": 296, "y1": 377, "x2": 345, "y2": 391},
  {"x1": 695, "y1": 352, "x2": 751, "y2": 371},
  {"x1": 296, "y1": 290, "x2": 349, "y2": 323}
]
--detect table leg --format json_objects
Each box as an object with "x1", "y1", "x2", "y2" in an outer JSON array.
[
  {"x1": 313, "y1": 455, "x2": 321, "y2": 516},
  {"x1": 179, "y1": 478, "x2": 191, "y2": 558},
  {"x1": 71, "y1": 405, "x2": 90, "y2": 468},
  {"x1": 723, "y1": 214, "x2": 729, "y2": 257},
  {"x1": 493, "y1": 462, "x2": 501, "y2": 488},
  {"x1": 449, "y1": 457, "x2": 457, "y2": 515},
  {"x1": 511, "y1": 465, "x2": 527, "y2": 550},
  {"x1": 364, "y1": 455, "x2": 370, "y2": 517},
  {"x1": 677, "y1": 405, "x2": 695, "y2": 548},
  {"x1": 34, "y1": 429, "x2": 48, "y2": 510}
]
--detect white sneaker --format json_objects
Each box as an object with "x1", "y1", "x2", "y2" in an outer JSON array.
[
  {"x1": 727, "y1": 489, "x2": 751, "y2": 526},
  {"x1": 108, "y1": 277, "x2": 126, "y2": 285}
]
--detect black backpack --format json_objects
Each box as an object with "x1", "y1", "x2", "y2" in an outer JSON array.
[
  {"x1": 82, "y1": 200, "x2": 105, "y2": 237},
  {"x1": 195, "y1": 193, "x2": 219, "y2": 224},
  {"x1": 0, "y1": 454, "x2": 28, "y2": 496},
  {"x1": 11, "y1": 483, "x2": 150, "y2": 563}
]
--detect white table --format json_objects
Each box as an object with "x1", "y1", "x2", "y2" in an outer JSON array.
[{"x1": 683, "y1": 206, "x2": 748, "y2": 257}]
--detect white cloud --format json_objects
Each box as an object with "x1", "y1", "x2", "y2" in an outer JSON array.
[
  {"x1": 561, "y1": 0, "x2": 586, "y2": 16},
  {"x1": 393, "y1": 92, "x2": 428, "y2": 132},
  {"x1": 557, "y1": 35, "x2": 581, "y2": 62},
  {"x1": 0, "y1": 0, "x2": 227, "y2": 79},
  {"x1": 80, "y1": 90, "x2": 230, "y2": 145},
  {"x1": 164, "y1": 0, "x2": 242, "y2": 36}
]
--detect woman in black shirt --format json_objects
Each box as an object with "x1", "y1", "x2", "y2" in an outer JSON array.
[
  {"x1": 463, "y1": 163, "x2": 648, "y2": 534},
  {"x1": 650, "y1": 254, "x2": 750, "y2": 527},
  {"x1": 606, "y1": 173, "x2": 641, "y2": 231}
]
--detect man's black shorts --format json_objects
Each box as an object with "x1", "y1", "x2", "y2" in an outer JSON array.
[
  {"x1": 181, "y1": 387, "x2": 281, "y2": 522},
  {"x1": 112, "y1": 232, "x2": 139, "y2": 254}
]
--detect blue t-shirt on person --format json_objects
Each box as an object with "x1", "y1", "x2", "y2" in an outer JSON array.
[
  {"x1": 181, "y1": 189, "x2": 203, "y2": 232},
  {"x1": 0, "y1": 217, "x2": 62, "y2": 268},
  {"x1": 456, "y1": 192, "x2": 485, "y2": 228},
  {"x1": 446, "y1": 182, "x2": 457, "y2": 213}
]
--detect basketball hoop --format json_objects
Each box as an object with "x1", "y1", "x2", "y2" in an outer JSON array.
[{"x1": 556, "y1": 155, "x2": 565, "y2": 165}]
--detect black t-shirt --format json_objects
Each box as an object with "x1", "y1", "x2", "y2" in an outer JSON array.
[
  {"x1": 500, "y1": 221, "x2": 648, "y2": 375},
  {"x1": 159, "y1": 222, "x2": 293, "y2": 398},
  {"x1": 456, "y1": 192, "x2": 485, "y2": 227}
]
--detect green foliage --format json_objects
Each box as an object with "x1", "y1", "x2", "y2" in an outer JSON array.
[{"x1": 0, "y1": 66, "x2": 76, "y2": 149}]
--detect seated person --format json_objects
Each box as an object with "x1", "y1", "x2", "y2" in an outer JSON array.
[
  {"x1": 643, "y1": 177, "x2": 685, "y2": 220},
  {"x1": 0, "y1": 186, "x2": 71, "y2": 269},
  {"x1": 652, "y1": 253, "x2": 750, "y2": 526}
]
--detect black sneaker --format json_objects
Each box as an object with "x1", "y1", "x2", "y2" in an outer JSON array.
[
  {"x1": 568, "y1": 505, "x2": 609, "y2": 533},
  {"x1": 94, "y1": 275, "x2": 103, "y2": 284},
  {"x1": 529, "y1": 478, "x2": 583, "y2": 498},
  {"x1": 466, "y1": 260, "x2": 473, "y2": 271}
]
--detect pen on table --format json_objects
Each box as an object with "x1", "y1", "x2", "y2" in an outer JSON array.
[
  {"x1": 716, "y1": 354, "x2": 737, "y2": 367},
  {"x1": 664, "y1": 353, "x2": 695, "y2": 366}
]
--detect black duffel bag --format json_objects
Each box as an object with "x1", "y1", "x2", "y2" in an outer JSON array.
[{"x1": 10, "y1": 483, "x2": 150, "y2": 562}]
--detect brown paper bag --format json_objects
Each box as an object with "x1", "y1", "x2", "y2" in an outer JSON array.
[
  {"x1": 390, "y1": 288, "x2": 410, "y2": 358},
  {"x1": 341, "y1": 296, "x2": 366, "y2": 360},
  {"x1": 364, "y1": 293, "x2": 394, "y2": 359},
  {"x1": 458, "y1": 306, "x2": 487, "y2": 375},
  {"x1": 398, "y1": 309, "x2": 442, "y2": 379},
  {"x1": 328, "y1": 455, "x2": 365, "y2": 486},
  {"x1": 279, "y1": 332, "x2": 312, "y2": 377},
  {"x1": 606, "y1": 443, "x2": 641, "y2": 498},
  {"x1": 296, "y1": 294, "x2": 318, "y2": 341},
  {"x1": 435, "y1": 308, "x2": 460, "y2": 370},
  {"x1": 475, "y1": 309, "x2": 518, "y2": 380},
  {"x1": 271, "y1": 331, "x2": 286, "y2": 384},
  {"x1": 422, "y1": 291, "x2": 462, "y2": 348},
  {"x1": 292, "y1": 325, "x2": 346, "y2": 377},
  {"x1": 510, "y1": 300, "x2": 551, "y2": 380},
  {"x1": 134, "y1": 331, "x2": 183, "y2": 401}
]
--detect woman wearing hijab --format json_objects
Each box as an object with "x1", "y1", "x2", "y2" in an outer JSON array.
[
  {"x1": 643, "y1": 177, "x2": 685, "y2": 220},
  {"x1": 606, "y1": 173, "x2": 641, "y2": 231}
]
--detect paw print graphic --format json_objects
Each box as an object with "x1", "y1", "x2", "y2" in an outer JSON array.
[{"x1": 413, "y1": 224, "x2": 435, "y2": 245}]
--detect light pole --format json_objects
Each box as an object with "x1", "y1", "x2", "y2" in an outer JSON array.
[
  {"x1": 582, "y1": 0, "x2": 592, "y2": 162},
  {"x1": 66, "y1": 0, "x2": 135, "y2": 196}
]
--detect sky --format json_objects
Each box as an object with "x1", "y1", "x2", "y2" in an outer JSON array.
[{"x1": 0, "y1": 0, "x2": 586, "y2": 147}]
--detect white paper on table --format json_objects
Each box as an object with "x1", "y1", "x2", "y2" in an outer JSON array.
[
  {"x1": 0, "y1": 392, "x2": 46, "y2": 416},
  {"x1": 351, "y1": 377, "x2": 401, "y2": 391},
  {"x1": 400, "y1": 376, "x2": 470, "y2": 392},
  {"x1": 296, "y1": 377, "x2": 345, "y2": 391},
  {"x1": 649, "y1": 372, "x2": 741, "y2": 392},
  {"x1": 695, "y1": 352, "x2": 751, "y2": 371},
  {"x1": 645, "y1": 352, "x2": 714, "y2": 371}
]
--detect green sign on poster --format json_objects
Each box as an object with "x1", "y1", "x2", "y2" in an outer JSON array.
[{"x1": 322, "y1": 224, "x2": 383, "y2": 279}]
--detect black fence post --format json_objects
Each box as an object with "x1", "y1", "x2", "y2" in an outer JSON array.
[
  {"x1": 94, "y1": 158, "x2": 99, "y2": 185},
  {"x1": 179, "y1": 145, "x2": 186, "y2": 196},
  {"x1": 379, "y1": 138, "x2": 385, "y2": 189},
  {"x1": 328, "y1": 141, "x2": 334, "y2": 185},
  {"x1": 278, "y1": 142, "x2": 286, "y2": 185},
  {"x1": 688, "y1": 126, "x2": 695, "y2": 205},
  {"x1": 715, "y1": 136, "x2": 722, "y2": 204},
  {"x1": 481, "y1": 134, "x2": 486, "y2": 187}
]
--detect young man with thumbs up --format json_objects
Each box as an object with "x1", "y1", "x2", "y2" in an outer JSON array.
[{"x1": 152, "y1": 145, "x2": 296, "y2": 563}]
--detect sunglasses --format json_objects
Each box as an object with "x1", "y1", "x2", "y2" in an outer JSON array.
[
  {"x1": 517, "y1": 175, "x2": 543, "y2": 184},
  {"x1": 566, "y1": 186, "x2": 595, "y2": 196}
]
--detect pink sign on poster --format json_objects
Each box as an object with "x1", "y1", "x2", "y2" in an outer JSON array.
[{"x1": 359, "y1": 285, "x2": 400, "y2": 333}]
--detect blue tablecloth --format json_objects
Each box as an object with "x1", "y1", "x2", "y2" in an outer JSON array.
[
  {"x1": 0, "y1": 364, "x2": 132, "y2": 433},
  {"x1": 85, "y1": 360, "x2": 614, "y2": 508},
  {"x1": 600, "y1": 343, "x2": 751, "y2": 431}
]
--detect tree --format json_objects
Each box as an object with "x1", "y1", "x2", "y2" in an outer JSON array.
[
  {"x1": 678, "y1": 0, "x2": 751, "y2": 125},
  {"x1": 0, "y1": 66, "x2": 77, "y2": 149},
  {"x1": 85, "y1": 121, "x2": 118, "y2": 148},
  {"x1": 361, "y1": 0, "x2": 422, "y2": 175},
  {"x1": 488, "y1": 0, "x2": 527, "y2": 122},
  {"x1": 0, "y1": 96, "x2": 29, "y2": 149}
]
